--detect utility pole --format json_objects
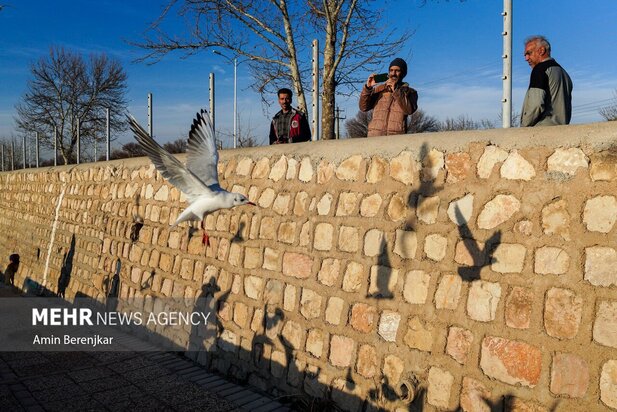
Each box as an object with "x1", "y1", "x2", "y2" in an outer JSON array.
[
  {"x1": 106, "y1": 108, "x2": 110, "y2": 161},
  {"x1": 312, "y1": 39, "x2": 320, "y2": 141},
  {"x1": 22, "y1": 135, "x2": 26, "y2": 169},
  {"x1": 209, "y1": 73, "x2": 215, "y2": 135},
  {"x1": 148, "y1": 93, "x2": 153, "y2": 137},
  {"x1": 54, "y1": 127, "x2": 57, "y2": 166},
  {"x1": 502, "y1": 0, "x2": 513, "y2": 128},
  {"x1": 35, "y1": 132, "x2": 39, "y2": 168},
  {"x1": 77, "y1": 118, "x2": 81, "y2": 164},
  {"x1": 334, "y1": 106, "x2": 346, "y2": 139}
]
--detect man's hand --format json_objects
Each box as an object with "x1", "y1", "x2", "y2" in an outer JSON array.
[
  {"x1": 366, "y1": 74, "x2": 376, "y2": 88},
  {"x1": 385, "y1": 76, "x2": 397, "y2": 91}
]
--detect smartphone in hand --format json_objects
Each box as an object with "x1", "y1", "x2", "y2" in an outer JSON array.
[{"x1": 373, "y1": 73, "x2": 388, "y2": 83}]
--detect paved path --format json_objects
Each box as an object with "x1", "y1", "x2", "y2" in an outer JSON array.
[{"x1": 0, "y1": 285, "x2": 289, "y2": 412}]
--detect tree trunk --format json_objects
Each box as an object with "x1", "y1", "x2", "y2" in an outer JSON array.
[{"x1": 321, "y1": 1, "x2": 337, "y2": 140}]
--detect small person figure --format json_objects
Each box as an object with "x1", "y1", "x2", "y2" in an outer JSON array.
[{"x1": 4, "y1": 254, "x2": 20, "y2": 286}]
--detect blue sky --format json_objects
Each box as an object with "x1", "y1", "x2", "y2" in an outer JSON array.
[{"x1": 1, "y1": 0, "x2": 616, "y2": 149}]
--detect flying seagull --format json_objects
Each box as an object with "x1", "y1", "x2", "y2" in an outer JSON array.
[{"x1": 127, "y1": 109, "x2": 255, "y2": 246}]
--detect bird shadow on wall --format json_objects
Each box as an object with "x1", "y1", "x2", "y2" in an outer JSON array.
[{"x1": 405, "y1": 142, "x2": 443, "y2": 232}]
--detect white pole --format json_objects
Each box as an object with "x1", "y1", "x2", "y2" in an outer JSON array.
[
  {"x1": 11, "y1": 140, "x2": 15, "y2": 170},
  {"x1": 35, "y1": 131, "x2": 39, "y2": 168},
  {"x1": 77, "y1": 119, "x2": 80, "y2": 164},
  {"x1": 209, "y1": 73, "x2": 215, "y2": 136},
  {"x1": 54, "y1": 126, "x2": 57, "y2": 166},
  {"x1": 22, "y1": 135, "x2": 26, "y2": 169},
  {"x1": 1, "y1": 144, "x2": 3, "y2": 171},
  {"x1": 148, "y1": 93, "x2": 153, "y2": 137},
  {"x1": 502, "y1": 0, "x2": 512, "y2": 128},
  {"x1": 106, "y1": 108, "x2": 110, "y2": 161},
  {"x1": 312, "y1": 39, "x2": 320, "y2": 141},
  {"x1": 233, "y1": 58, "x2": 237, "y2": 149}
]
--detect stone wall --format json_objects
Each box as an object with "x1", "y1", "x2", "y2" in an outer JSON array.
[{"x1": 1, "y1": 122, "x2": 617, "y2": 411}]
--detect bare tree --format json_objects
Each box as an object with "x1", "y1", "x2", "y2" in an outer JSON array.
[
  {"x1": 133, "y1": 0, "x2": 410, "y2": 141},
  {"x1": 345, "y1": 110, "x2": 371, "y2": 138},
  {"x1": 163, "y1": 139, "x2": 188, "y2": 153},
  {"x1": 15, "y1": 47, "x2": 128, "y2": 164},
  {"x1": 109, "y1": 142, "x2": 147, "y2": 160},
  {"x1": 600, "y1": 90, "x2": 617, "y2": 121}
]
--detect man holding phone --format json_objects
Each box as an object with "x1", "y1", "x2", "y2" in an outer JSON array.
[{"x1": 359, "y1": 58, "x2": 418, "y2": 137}]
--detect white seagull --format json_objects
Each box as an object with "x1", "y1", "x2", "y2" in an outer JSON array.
[{"x1": 127, "y1": 109, "x2": 255, "y2": 246}]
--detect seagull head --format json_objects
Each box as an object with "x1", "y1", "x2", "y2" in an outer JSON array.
[{"x1": 231, "y1": 193, "x2": 256, "y2": 207}]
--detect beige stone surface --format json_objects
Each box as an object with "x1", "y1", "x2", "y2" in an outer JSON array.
[
  {"x1": 448, "y1": 194, "x2": 474, "y2": 225},
  {"x1": 356, "y1": 345, "x2": 378, "y2": 378},
  {"x1": 387, "y1": 193, "x2": 407, "y2": 221},
  {"x1": 505, "y1": 286, "x2": 533, "y2": 329},
  {"x1": 421, "y1": 148, "x2": 444, "y2": 181},
  {"x1": 336, "y1": 192, "x2": 362, "y2": 216},
  {"x1": 325, "y1": 296, "x2": 346, "y2": 325},
  {"x1": 383, "y1": 355, "x2": 404, "y2": 385},
  {"x1": 317, "y1": 160, "x2": 334, "y2": 184},
  {"x1": 460, "y1": 377, "x2": 491, "y2": 412},
  {"x1": 364, "y1": 229, "x2": 385, "y2": 257},
  {"x1": 435, "y1": 274, "x2": 462, "y2": 310},
  {"x1": 300, "y1": 288, "x2": 323, "y2": 319},
  {"x1": 393, "y1": 229, "x2": 417, "y2": 259},
  {"x1": 417, "y1": 195, "x2": 440, "y2": 224},
  {"x1": 378, "y1": 311, "x2": 401, "y2": 342},
  {"x1": 446, "y1": 152, "x2": 471, "y2": 183},
  {"x1": 368, "y1": 265, "x2": 398, "y2": 298},
  {"x1": 544, "y1": 287, "x2": 583, "y2": 339},
  {"x1": 360, "y1": 193, "x2": 382, "y2": 217},
  {"x1": 336, "y1": 155, "x2": 363, "y2": 181},
  {"x1": 317, "y1": 193, "x2": 333, "y2": 216},
  {"x1": 252, "y1": 157, "x2": 270, "y2": 178},
  {"x1": 306, "y1": 329, "x2": 325, "y2": 358},
  {"x1": 350, "y1": 303, "x2": 377, "y2": 333},
  {"x1": 338, "y1": 225, "x2": 359, "y2": 253},
  {"x1": 427, "y1": 367, "x2": 454, "y2": 409},
  {"x1": 467, "y1": 280, "x2": 502, "y2": 322},
  {"x1": 480, "y1": 336, "x2": 541, "y2": 387},
  {"x1": 404, "y1": 316, "x2": 433, "y2": 352},
  {"x1": 585, "y1": 246, "x2": 617, "y2": 287},
  {"x1": 477, "y1": 194, "x2": 520, "y2": 229},
  {"x1": 583, "y1": 195, "x2": 617, "y2": 232},
  {"x1": 491, "y1": 243, "x2": 526, "y2": 273},
  {"x1": 593, "y1": 300, "x2": 617, "y2": 348},
  {"x1": 547, "y1": 147, "x2": 588, "y2": 176},
  {"x1": 330, "y1": 335, "x2": 355, "y2": 368},
  {"x1": 534, "y1": 247, "x2": 569, "y2": 275},
  {"x1": 500, "y1": 151, "x2": 536, "y2": 181},
  {"x1": 244, "y1": 275, "x2": 264, "y2": 300},
  {"x1": 390, "y1": 151, "x2": 415, "y2": 184},
  {"x1": 550, "y1": 353, "x2": 589, "y2": 398},
  {"x1": 446, "y1": 326, "x2": 474, "y2": 365},
  {"x1": 590, "y1": 152, "x2": 617, "y2": 181},
  {"x1": 298, "y1": 157, "x2": 314, "y2": 182},
  {"x1": 314, "y1": 222, "x2": 334, "y2": 251},
  {"x1": 317, "y1": 258, "x2": 340, "y2": 287},
  {"x1": 477, "y1": 145, "x2": 508, "y2": 179},
  {"x1": 424, "y1": 233, "x2": 447, "y2": 261},
  {"x1": 601, "y1": 360, "x2": 617, "y2": 409},
  {"x1": 367, "y1": 156, "x2": 388, "y2": 183},
  {"x1": 269, "y1": 155, "x2": 287, "y2": 181},
  {"x1": 541, "y1": 199, "x2": 571, "y2": 240},
  {"x1": 403, "y1": 270, "x2": 430, "y2": 304},
  {"x1": 342, "y1": 261, "x2": 364, "y2": 292}
]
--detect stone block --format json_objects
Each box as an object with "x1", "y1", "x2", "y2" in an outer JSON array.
[
  {"x1": 364, "y1": 229, "x2": 385, "y2": 257},
  {"x1": 403, "y1": 270, "x2": 430, "y2": 304},
  {"x1": 542, "y1": 199, "x2": 570, "y2": 240},
  {"x1": 446, "y1": 326, "x2": 473, "y2": 364},
  {"x1": 298, "y1": 157, "x2": 314, "y2": 182},
  {"x1": 300, "y1": 288, "x2": 323, "y2": 319},
  {"x1": 448, "y1": 194, "x2": 474, "y2": 225},
  {"x1": 283, "y1": 285, "x2": 297, "y2": 311},
  {"x1": 404, "y1": 316, "x2": 433, "y2": 352},
  {"x1": 477, "y1": 194, "x2": 520, "y2": 229},
  {"x1": 417, "y1": 195, "x2": 440, "y2": 224},
  {"x1": 378, "y1": 311, "x2": 401, "y2": 342},
  {"x1": 294, "y1": 191, "x2": 309, "y2": 216},
  {"x1": 258, "y1": 187, "x2": 276, "y2": 208},
  {"x1": 583, "y1": 195, "x2": 617, "y2": 233},
  {"x1": 390, "y1": 151, "x2": 415, "y2": 184},
  {"x1": 480, "y1": 336, "x2": 541, "y2": 387},
  {"x1": 360, "y1": 193, "x2": 382, "y2": 217},
  {"x1": 263, "y1": 247, "x2": 279, "y2": 271},
  {"x1": 329, "y1": 335, "x2": 355, "y2": 368},
  {"x1": 325, "y1": 296, "x2": 346, "y2": 325},
  {"x1": 233, "y1": 301, "x2": 248, "y2": 327},
  {"x1": 338, "y1": 226, "x2": 359, "y2": 253},
  {"x1": 421, "y1": 148, "x2": 444, "y2": 181},
  {"x1": 342, "y1": 261, "x2": 364, "y2": 292},
  {"x1": 590, "y1": 153, "x2": 617, "y2": 181},
  {"x1": 393, "y1": 229, "x2": 417, "y2": 259},
  {"x1": 259, "y1": 216, "x2": 276, "y2": 240},
  {"x1": 547, "y1": 148, "x2": 588, "y2": 176},
  {"x1": 477, "y1": 145, "x2": 508, "y2": 179},
  {"x1": 424, "y1": 234, "x2": 447, "y2": 261},
  {"x1": 534, "y1": 247, "x2": 569, "y2": 275},
  {"x1": 318, "y1": 258, "x2": 340, "y2": 286},
  {"x1": 455, "y1": 238, "x2": 486, "y2": 266},
  {"x1": 281, "y1": 320, "x2": 303, "y2": 349},
  {"x1": 601, "y1": 360, "x2": 617, "y2": 409},
  {"x1": 278, "y1": 221, "x2": 296, "y2": 244},
  {"x1": 306, "y1": 329, "x2": 325, "y2": 358},
  {"x1": 585, "y1": 246, "x2": 617, "y2": 287},
  {"x1": 593, "y1": 300, "x2": 617, "y2": 348},
  {"x1": 368, "y1": 265, "x2": 398, "y2": 298},
  {"x1": 491, "y1": 243, "x2": 526, "y2": 273},
  {"x1": 383, "y1": 355, "x2": 404, "y2": 385},
  {"x1": 272, "y1": 193, "x2": 291, "y2": 215},
  {"x1": 500, "y1": 151, "x2": 536, "y2": 181},
  {"x1": 336, "y1": 154, "x2": 364, "y2": 182},
  {"x1": 505, "y1": 286, "x2": 533, "y2": 329},
  {"x1": 336, "y1": 192, "x2": 361, "y2": 216},
  {"x1": 544, "y1": 287, "x2": 583, "y2": 339},
  {"x1": 550, "y1": 353, "x2": 589, "y2": 398},
  {"x1": 314, "y1": 222, "x2": 334, "y2": 251},
  {"x1": 446, "y1": 152, "x2": 471, "y2": 183},
  {"x1": 357, "y1": 345, "x2": 378, "y2": 378},
  {"x1": 317, "y1": 193, "x2": 333, "y2": 215},
  {"x1": 317, "y1": 160, "x2": 334, "y2": 184},
  {"x1": 428, "y1": 367, "x2": 454, "y2": 409},
  {"x1": 435, "y1": 274, "x2": 462, "y2": 310},
  {"x1": 460, "y1": 377, "x2": 491, "y2": 412},
  {"x1": 350, "y1": 303, "x2": 377, "y2": 333},
  {"x1": 282, "y1": 252, "x2": 313, "y2": 279},
  {"x1": 251, "y1": 157, "x2": 270, "y2": 179},
  {"x1": 467, "y1": 280, "x2": 501, "y2": 322},
  {"x1": 286, "y1": 158, "x2": 298, "y2": 179},
  {"x1": 367, "y1": 156, "x2": 388, "y2": 183},
  {"x1": 235, "y1": 157, "x2": 253, "y2": 176},
  {"x1": 387, "y1": 193, "x2": 406, "y2": 221},
  {"x1": 244, "y1": 276, "x2": 264, "y2": 300}
]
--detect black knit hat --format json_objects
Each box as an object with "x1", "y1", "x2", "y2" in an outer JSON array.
[{"x1": 389, "y1": 58, "x2": 408, "y2": 79}]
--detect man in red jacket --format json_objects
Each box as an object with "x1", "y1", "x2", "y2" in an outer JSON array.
[{"x1": 269, "y1": 88, "x2": 311, "y2": 144}]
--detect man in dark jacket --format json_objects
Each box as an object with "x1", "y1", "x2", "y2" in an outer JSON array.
[
  {"x1": 521, "y1": 35, "x2": 573, "y2": 127},
  {"x1": 359, "y1": 58, "x2": 418, "y2": 137},
  {"x1": 269, "y1": 88, "x2": 311, "y2": 144}
]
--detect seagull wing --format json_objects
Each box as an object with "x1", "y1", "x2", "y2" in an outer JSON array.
[
  {"x1": 127, "y1": 114, "x2": 213, "y2": 201},
  {"x1": 186, "y1": 109, "x2": 221, "y2": 190}
]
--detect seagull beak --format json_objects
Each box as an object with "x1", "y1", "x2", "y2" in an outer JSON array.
[{"x1": 247, "y1": 201, "x2": 256, "y2": 206}]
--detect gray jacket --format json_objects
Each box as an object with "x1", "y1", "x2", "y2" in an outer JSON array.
[{"x1": 521, "y1": 58, "x2": 573, "y2": 127}]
